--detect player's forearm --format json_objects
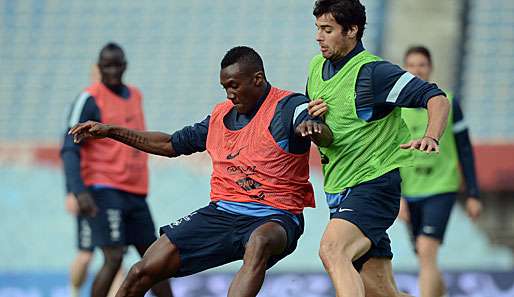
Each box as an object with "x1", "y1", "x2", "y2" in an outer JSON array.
[
  {"x1": 107, "y1": 125, "x2": 175, "y2": 157},
  {"x1": 425, "y1": 95, "x2": 450, "y2": 141},
  {"x1": 310, "y1": 124, "x2": 333, "y2": 147},
  {"x1": 61, "y1": 149, "x2": 87, "y2": 194}
]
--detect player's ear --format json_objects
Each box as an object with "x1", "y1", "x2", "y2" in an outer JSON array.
[
  {"x1": 346, "y1": 25, "x2": 358, "y2": 39},
  {"x1": 254, "y1": 71, "x2": 265, "y2": 86}
]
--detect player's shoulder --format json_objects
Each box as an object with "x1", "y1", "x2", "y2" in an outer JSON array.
[
  {"x1": 309, "y1": 54, "x2": 325, "y2": 67},
  {"x1": 360, "y1": 60, "x2": 407, "y2": 83},
  {"x1": 83, "y1": 82, "x2": 103, "y2": 97},
  {"x1": 126, "y1": 84, "x2": 143, "y2": 97},
  {"x1": 278, "y1": 92, "x2": 309, "y2": 108},
  {"x1": 363, "y1": 60, "x2": 404, "y2": 73}
]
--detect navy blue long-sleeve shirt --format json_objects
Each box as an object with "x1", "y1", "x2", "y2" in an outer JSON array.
[
  {"x1": 452, "y1": 98, "x2": 480, "y2": 198},
  {"x1": 171, "y1": 83, "x2": 319, "y2": 156},
  {"x1": 60, "y1": 85, "x2": 130, "y2": 195}
]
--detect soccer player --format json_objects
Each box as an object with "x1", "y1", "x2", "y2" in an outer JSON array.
[
  {"x1": 60, "y1": 43, "x2": 173, "y2": 297},
  {"x1": 306, "y1": 1, "x2": 450, "y2": 296},
  {"x1": 65, "y1": 64, "x2": 124, "y2": 297},
  {"x1": 69, "y1": 46, "x2": 331, "y2": 297},
  {"x1": 398, "y1": 45, "x2": 482, "y2": 297}
]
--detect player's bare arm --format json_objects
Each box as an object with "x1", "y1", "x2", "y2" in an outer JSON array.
[
  {"x1": 69, "y1": 121, "x2": 178, "y2": 157},
  {"x1": 400, "y1": 95, "x2": 450, "y2": 153}
]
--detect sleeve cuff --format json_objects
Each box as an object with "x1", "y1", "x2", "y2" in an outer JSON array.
[
  {"x1": 170, "y1": 132, "x2": 185, "y2": 156},
  {"x1": 422, "y1": 89, "x2": 447, "y2": 107}
]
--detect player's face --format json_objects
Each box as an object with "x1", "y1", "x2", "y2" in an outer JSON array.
[
  {"x1": 315, "y1": 13, "x2": 358, "y2": 61},
  {"x1": 404, "y1": 53, "x2": 432, "y2": 81},
  {"x1": 98, "y1": 49, "x2": 127, "y2": 88},
  {"x1": 220, "y1": 63, "x2": 265, "y2": 114}
]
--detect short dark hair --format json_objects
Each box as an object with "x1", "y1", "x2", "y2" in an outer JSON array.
[
  {"x1": 313, "y1": 0, "x2": 366, "y2": 40},
  {"x1": 99, "y1": 42, "x2": 125, "y2": 61},
  {"x1": 221, "y1": 46, "x2": 265, "y2": 75},
  {"x1": 404, "y1": 46, "x2": 432, "y2": 65}
]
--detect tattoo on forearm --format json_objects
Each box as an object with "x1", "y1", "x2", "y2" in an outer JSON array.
[{"x1": 111, "y1": 129, "x2": 149, "y2": 147}]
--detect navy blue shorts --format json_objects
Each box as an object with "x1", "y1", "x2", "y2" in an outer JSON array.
[
  {"x1": 406, "y1": 192, "x2": 456, "y2": 243},
  {"x1": 159, "y1": 203, "x2": 304, "y2": 277},
  {"x1": 77, "y1": 216, "x2": 94, "y2": 251},
  {"x1": 86, "y1": 188, "x2": 157, "y2": 248},
  {"x1": 327, "y1": 169, "x2": 401, "y2": 270}
]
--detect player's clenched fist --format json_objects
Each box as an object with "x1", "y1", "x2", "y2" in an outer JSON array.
[
  {"x1": 308, "y1": 98, "x2": 328, "y2": 118},
  {"x1": 69, "y1": 121, "x2": 110, "y2": 143}
]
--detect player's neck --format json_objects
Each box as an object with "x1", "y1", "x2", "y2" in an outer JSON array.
[{"x1": 103, "y1": 83, "x2": 126, "y2": 96}]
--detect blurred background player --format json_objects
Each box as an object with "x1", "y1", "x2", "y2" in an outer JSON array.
[
  {"x1": 307, "y1": 1, "x2": 450, "y2": 296},
  {"x1": 69, "y1": 46, "x2": 330, "y2": 297},
  {"x1": 63, "y1": 64, "x2": 125, "y2": 297},
  {"x1": 60, "y1": 43, "x2": 173, "y2": 297},
  {"x1": 398, "y1": 45, "x2": 483, "y2": 297}
]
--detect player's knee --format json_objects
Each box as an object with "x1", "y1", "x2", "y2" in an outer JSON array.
[
  {"x1": 246, "y1": 234, "x2": 274, "y2": 259},
  {"x1": 76, "y1": 251, "x2": 93, "y2": 265},
  {"x1": 128, "y1": 260, "x2": 155, "y2": 283},
  {"x1": 128, "y1": 261, "x2": 144, "y2": 279},
  {"x1": 416, "y1": 237, "x2": 439, "y2": 263},
  {"x1": 103, "y1": 249, "x2": 124, "y2": 269},
  {"x1": 319, "y1": 240, "x2": 351, "y2": 269}
]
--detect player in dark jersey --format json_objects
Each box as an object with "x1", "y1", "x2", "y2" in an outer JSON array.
[
  {"x1": 398, "y1": 45, "x2": 482, "y2": 297},
  {"x1": 61, "y1": 43, "x2": 173, "y2": 297},
  {"x1": 69, "y1": 46, "x2": 331, "y2": 297}
]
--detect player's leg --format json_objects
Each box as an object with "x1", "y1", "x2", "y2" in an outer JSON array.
[
  {"x1": 319, "y1": 219, "x2": 371, "y2": 297},
  {"x1": 228, "y1": 222, "x2": 287, "y2": 297},
  {"x1": 107, "y1": 268, "x2": 125, "y2": 297},
  {"x1": 414, "y1": 194, "x2": 455, "y2": 297},
  {"x1": 92, "y1": 246, "x2": 125, "y2": 297},
  {"x1": 115, "y1": 235, "x2": 180, "y2": 297},
  {"x1": 127, "y1": 193, "x2": 173, "y2": 297},
  {"x1": 118, "y1": 204, "x2": 241, "y2": 296},
  {"x1": 70, "y1": 250, "x2": 93, "y2": 297},
  {"x1": 87, "y1": 188, "x2": 128, "y2": 297},
  {"x1": 228, "y1": 213, "x2": 303, "y2": 297},
  {"x1": 361, "y1": 257, "x2": 413, "y2": 297},
  {"x1": 416, "y1": 235, "x2": 443, "y2": 297},
  {"x1": 71, "y1": 216, "x2": 94, "y2": 297},
  {"x1": 320, "y1": 169, "x2": 402, "y2": 297},
  {"x1": 133, "y1": 244, "x2": 173, "y2": 297}
]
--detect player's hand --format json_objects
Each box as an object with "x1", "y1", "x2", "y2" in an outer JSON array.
[
  {"x1": 398, "y1": 197, "x2": 410, "y2": 223},
  {"x1": 69, "y1": 121, "x2": 110, "y2": 144},
  {"x1": 76, "y1": 191, "x2": 98, "y2": 217},
  {"x1": 65, "y1": 193, "x2": 79, "y2": 216},
  {"x1": 308, "y1": 98, "x2": 328, "y2": 118},
  {"x1": 466, "y1": 197, "x2": 482, "y2": 221},
  {"x1": 295, "y1": 120, "x2": 323, "y2": 137},
  {"x1": 400, "y1": 136, "x2": 440, "y2": 153}
]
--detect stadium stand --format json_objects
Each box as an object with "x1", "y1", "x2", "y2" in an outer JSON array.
[{"x1": 460, "y1": 0, "x2": 514, "y2": 141}]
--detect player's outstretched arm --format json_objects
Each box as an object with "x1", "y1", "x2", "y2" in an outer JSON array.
[
  {"x1": 400, "y1": 95, "x2": 450, "y2": 153},
  {"x1": 69, "y1": 121, "x2": 177, "y2": 157}
]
